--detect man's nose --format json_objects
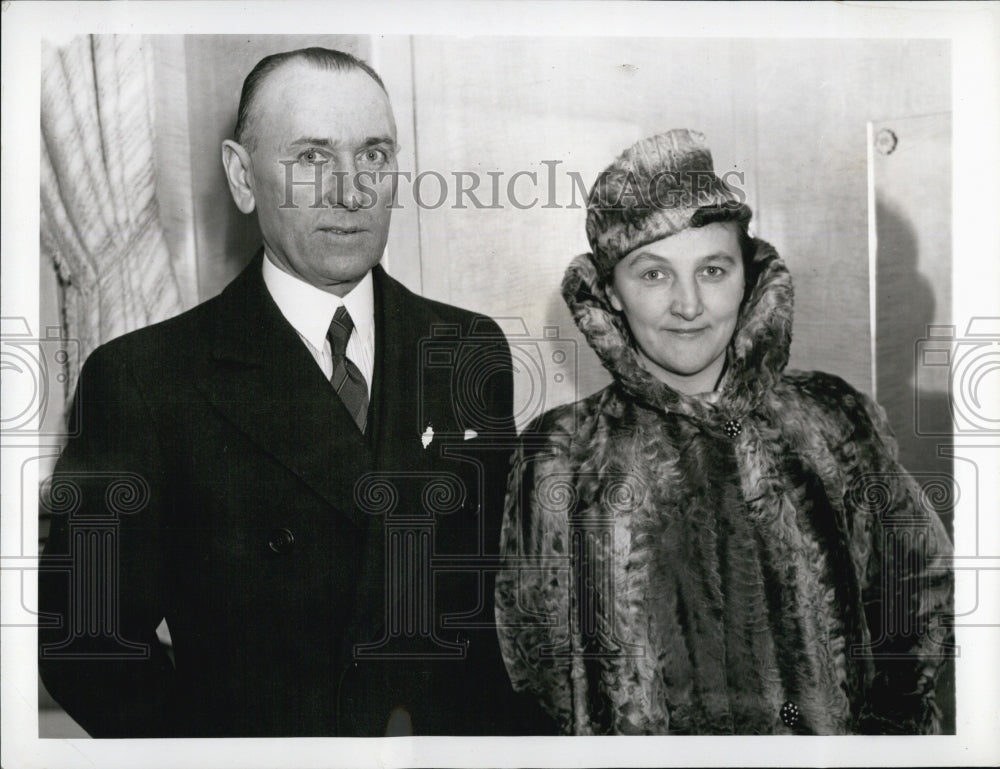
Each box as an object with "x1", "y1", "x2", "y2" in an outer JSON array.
[
  {"x1": 325, "y1": 165, "x2": 365, "y2": 211},
  {"x1": 670, "y1": 278, "x2": 703, "y2": 320}
]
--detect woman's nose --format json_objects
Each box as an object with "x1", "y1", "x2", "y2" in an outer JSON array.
[{"x1": 670, "y1": 279, "x2": 703, "y2": 320}]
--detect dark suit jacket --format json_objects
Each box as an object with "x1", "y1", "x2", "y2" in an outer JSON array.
[{"x1": 39, "y1": 255, "x2": 551, "y2": 737}]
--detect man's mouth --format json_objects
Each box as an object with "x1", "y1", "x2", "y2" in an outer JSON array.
[{"x1": 319, "y1": 226, "x2": 366, "y2": 235}]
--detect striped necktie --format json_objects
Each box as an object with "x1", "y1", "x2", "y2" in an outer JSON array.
[{"x1": 327, "y1": 306, "x2": 368, "y2": 432}]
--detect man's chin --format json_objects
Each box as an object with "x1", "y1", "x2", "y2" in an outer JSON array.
[{"x1": 312, "y1": 255, "x2": 382, "y2": 291}]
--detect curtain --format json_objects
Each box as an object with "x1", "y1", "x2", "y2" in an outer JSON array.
[{"x1": 41, "y1": 34, "x2": 183, "y2": 402}]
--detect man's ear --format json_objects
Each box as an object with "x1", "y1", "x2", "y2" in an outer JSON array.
[
  {"x1": 221, "y1": 140, "x2": 256, "y2": 214},
  {"x1": 606, "y1": 279, "x2": 624, "y2": 312}
]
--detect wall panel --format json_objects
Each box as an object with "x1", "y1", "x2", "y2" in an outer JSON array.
[{"x1": 752, "y1": 39, "x2": 950, "y2": 393}]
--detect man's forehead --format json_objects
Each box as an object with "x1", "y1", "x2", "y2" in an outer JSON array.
[{"x1": 253, "y1": 62, "x2": 396, "y2": 139}]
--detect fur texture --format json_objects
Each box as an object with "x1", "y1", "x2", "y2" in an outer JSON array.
[
  {"x1": 495, "y1": 240, "x2": 953, "y2": 735},
  {"x1": 584, "y1": 129, "x2": 750, "y2": 279}
]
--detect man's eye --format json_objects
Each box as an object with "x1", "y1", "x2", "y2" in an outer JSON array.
[
  {"x1": 298, "y1": 150, "x2": 326, "y2": 165},
  {"x1": 358, "y1": 148, "x2": 390, "y2": 169}
]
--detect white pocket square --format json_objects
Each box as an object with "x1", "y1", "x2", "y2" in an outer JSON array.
[{"x1": 463, "y1": 429, "x2": 478, "y2": 441}]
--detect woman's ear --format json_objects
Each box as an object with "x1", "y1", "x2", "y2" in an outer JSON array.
[{"x1": 221, "y1": 140, "x2": 256, "y2": 214}]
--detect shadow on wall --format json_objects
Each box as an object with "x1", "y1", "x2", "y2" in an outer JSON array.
[
  {"x1": 874, "y1": 199, "x2": 953, "y2": 477},
  {"x1": 874, "y1": 197, "x2": 955, "y2": 734}
]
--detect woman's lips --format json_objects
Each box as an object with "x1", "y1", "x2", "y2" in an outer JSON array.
[{"x1": 666, "y1": 326, "x2": 709, "y2": 336}]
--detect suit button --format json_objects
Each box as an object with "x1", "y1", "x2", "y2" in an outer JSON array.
[
  {"x1": 267, "y1": 527, "x2": 295, "y2": 554},
  {"x1": 780, "y1": 700, "x2": 801, "y2": 728}
]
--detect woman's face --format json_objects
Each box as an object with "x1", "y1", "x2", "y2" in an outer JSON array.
[{"x1": 607, "y1": 222, "x2": 745, "y2": 395}]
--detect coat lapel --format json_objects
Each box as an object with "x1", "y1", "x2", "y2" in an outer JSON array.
[
  {"x1": 196, "y1": 253, "x2": 372, "y2": 529},
  {"x1": 351, "y1": 267, "x2": 457, "y2": 646},
  {"x1": 369, "y1": 265, "x2": 441, "y2": 466}
]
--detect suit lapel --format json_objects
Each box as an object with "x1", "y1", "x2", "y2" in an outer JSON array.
[
  {"x1": 369, "y1": 265, "x2": 440, "y2": 467},
  {"x1": 196, "y1": 253, "x2": 372, "y2": 529},
  {"x1": 350, "y1": 267, "x2": 449, "y2": 645}
]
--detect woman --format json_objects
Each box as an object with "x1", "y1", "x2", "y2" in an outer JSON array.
[{"x1": 495, "y1": 129, "x2": 953, "y2": 735}]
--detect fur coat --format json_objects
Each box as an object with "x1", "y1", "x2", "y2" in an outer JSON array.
[{"x1": 495, "y1": 239, "x2": 953, "y2": 735}]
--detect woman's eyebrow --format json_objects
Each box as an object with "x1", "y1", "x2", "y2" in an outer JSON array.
[
  {"x1": 624, "y1": 251, "x2": 669, "y2": 268},
  {"x1": 625, "y1": 251, "x2": 738, "y2": 269},
  {"x1": 698, "y1": 253, "x2": 738, "y2": 265}
]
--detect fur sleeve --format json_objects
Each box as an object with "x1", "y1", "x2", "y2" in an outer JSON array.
[
  {"x1": 839, "y1": 383, "x2": 955, "y2": 734},
  {"x1": 495, "y1": 410, "x2": 580, "y2": 734}
]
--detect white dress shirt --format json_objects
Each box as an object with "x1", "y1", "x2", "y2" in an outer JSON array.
[{"x1": 261, "y1": 251, "x2": 375, "y2": 394}]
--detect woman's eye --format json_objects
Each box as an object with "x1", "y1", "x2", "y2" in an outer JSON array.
[
  {"x1": 641, "y1": 269, "x2": 663, "y2": 281},
  {"x1": 702, "y1": 266, "x2": 726, "y2": 278}
]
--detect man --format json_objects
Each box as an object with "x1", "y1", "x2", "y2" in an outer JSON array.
[{"x1": 39, "y1": 47, "x2": 543, "y2": 737}]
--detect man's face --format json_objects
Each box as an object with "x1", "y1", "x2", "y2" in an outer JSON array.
[
  {"x1": 607, "y1": 222, "x2": 745, "y2": 395},
  {"x1": 242, "y1": 64, "x2": 398, "y2": 294}
]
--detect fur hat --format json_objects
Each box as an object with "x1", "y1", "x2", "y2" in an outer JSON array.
[{"x1": 585, "y1": 129, "x2": 751, "y2": 279}]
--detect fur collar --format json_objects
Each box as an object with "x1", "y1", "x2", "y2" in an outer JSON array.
[{"x1": 561, "y1": 238, "x2": 794, "y2": 423}]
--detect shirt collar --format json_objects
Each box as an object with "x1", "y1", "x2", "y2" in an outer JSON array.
[{"x1": 262, "y1": 250, "x2": 375, "y2": 351}]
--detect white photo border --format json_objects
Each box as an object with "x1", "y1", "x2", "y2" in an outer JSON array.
[{"x1": 3, "y1": 2, "x2": 999, "y2": 767}]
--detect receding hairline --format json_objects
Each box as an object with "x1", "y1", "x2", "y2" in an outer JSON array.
[{"x1": 233, "y1": 49, "x2": 390, "y2": 151}]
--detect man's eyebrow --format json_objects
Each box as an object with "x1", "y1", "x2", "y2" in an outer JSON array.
[
  {"x1": 361, "y1": 135, "x2": 397, "y2": 149},
  {"x1": 288, "y1": 137, "x2": 335, "y2": 149},
  {"x1": 288, "y1": 136, "x2": 398, "y2": 150}
]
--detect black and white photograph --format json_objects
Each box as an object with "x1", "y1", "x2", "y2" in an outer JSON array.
[{"x1": 2, "y1": 2, "x2": 999, "y2": 767}]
